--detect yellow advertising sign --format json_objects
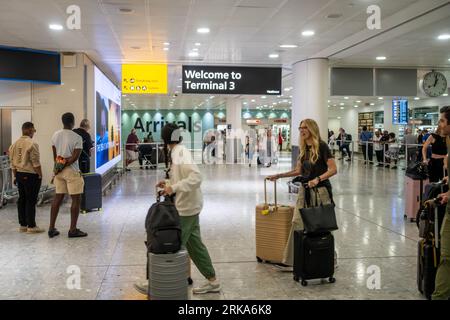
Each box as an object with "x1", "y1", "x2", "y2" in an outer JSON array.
[{"x1": 122, "y1": 64, "x2": 168, "y2": 94}]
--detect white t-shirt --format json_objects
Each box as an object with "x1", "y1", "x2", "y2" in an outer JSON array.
[{"x1": 51, "y1": 129, "x2": 83, "y2": 171}]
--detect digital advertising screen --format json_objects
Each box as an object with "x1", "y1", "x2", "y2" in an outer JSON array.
[
  {"x1": 94, "y1": 67, "x2": 121, "y2": 175},
  {"x1": 392, "y1": 99, "x2": 408, "y2": 125}
]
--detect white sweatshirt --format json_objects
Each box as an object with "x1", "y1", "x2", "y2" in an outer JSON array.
[{"x1": 168, "y1": 144, "x2": 203, "y2": 216}]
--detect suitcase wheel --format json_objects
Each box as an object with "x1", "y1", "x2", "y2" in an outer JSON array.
[
  {"x1": 410, "y1": 218, "x2": 415, "y2": 223},
  {"x1": 81, "y1": 210, "x2": 87, "y2": 214},
  {"x1": 293, "y1": 275, "x2": 299, "y2": 282},
  {"x1": 187, "y1": 277, "x2": 193, "y2": 285},
  {"x1": 256, "y1": 256, "x2": 263, "y2": 263},
  {"x1": 329, "y1": 277, "x2": 336, "y2": 284},
  {"x1": 301, "y1": 280, "x2": 308, "y2": 287}
]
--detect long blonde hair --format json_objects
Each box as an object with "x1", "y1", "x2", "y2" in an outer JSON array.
[{"x1": 299, "y1": 119, "x2": 321, "y2": 164}]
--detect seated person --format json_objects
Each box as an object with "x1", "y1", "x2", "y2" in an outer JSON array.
[{"x1": 138, "y1": 138, "x2": 154, "y2": 169}]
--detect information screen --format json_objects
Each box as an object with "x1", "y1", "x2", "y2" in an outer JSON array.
[
  {"x1": 182, "y1": 65, "x2": 281, "y2": 95},
  {"x1": 94, "y1": 67, "x2": 122, "y2": 175},
  {"x1": 392, "y1": 99, "x2": 408, "y2": 125},
  {"x1": 0, "y1": 46, "x2": 60, "y2": 84}
]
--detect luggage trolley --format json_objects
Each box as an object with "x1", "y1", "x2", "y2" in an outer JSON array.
[{"x1": 0, "y1": 155, "x2": 55, "y2": 209}]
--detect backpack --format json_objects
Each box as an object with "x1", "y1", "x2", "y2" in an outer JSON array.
[{"x1": 145, "y1": 194, "x2": 181, "y2": 254}]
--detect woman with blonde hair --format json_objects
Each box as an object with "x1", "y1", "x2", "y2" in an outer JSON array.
[{"x1": 267, "y1": 119, "x2": 337, "y2": 270}]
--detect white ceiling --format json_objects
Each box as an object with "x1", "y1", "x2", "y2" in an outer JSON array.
[{"x1": 0, "y1": 0, "x2": 449, "y2": 110}]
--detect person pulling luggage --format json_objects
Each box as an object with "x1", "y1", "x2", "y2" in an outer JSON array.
[
  {"x1": 267, "y1": 119, "x2": 337, "y2": 271},
  {"x1": 135, "y1": 123, "x2": 221, "y2": 295}
]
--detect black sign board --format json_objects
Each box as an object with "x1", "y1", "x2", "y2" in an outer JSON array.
[
  {"x1": 182, "y1": 65, "x2": 281, "y2": 95},
  {"x1": 0, "y1": 46, "x2": 61, "y2": 84}
]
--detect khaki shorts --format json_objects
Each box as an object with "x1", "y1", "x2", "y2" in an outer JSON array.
[
  {"x1": 54, "y1": 167, "x2": 84, "y2": 195},
  {"x1": 126, "y1": 150, "x2": 138, "y2": 161}
]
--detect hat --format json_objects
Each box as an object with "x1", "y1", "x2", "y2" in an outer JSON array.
[{"x1": 161, "y1": 123, "x2": 183, "y2": 145}]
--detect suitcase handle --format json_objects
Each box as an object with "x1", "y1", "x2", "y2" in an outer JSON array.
[{"x1": 264, "y1": 178, "x2": 277, "y2": 209}]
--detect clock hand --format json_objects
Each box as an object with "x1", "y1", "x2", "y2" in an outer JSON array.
[{"x1": 434, "y1": 75, "x2": 438, "y2": 87}]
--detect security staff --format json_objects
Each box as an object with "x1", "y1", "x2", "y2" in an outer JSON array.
[{"x1": 9, "y1": 122, "x2": 44, "y2": 234}]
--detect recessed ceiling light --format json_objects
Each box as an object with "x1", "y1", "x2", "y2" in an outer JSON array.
[
  {"x1": 195, "y1": 42, "x2": 201, "y2": 46},
  {"x1": 337, "y1": 117, "x2": 342, "y2": 119},
  {"x1": 269, "y1": 53, "x2": 279, "y2": 59},
  {"x1": 376, "y1": 56, "x2": 387, "y2": 61},
  {"x1": 340, "y1": 103, "x2": 345, "y2": 106},
  {"x1": 414, "y1": 97, "x2": 420, "y2": 100},
  {"x1": 302, "y1": 30, "x2": 315, "y2": 37},
  {"x1": 356, "y1": 100, "x2": 361, "y2": 103},
  {"x1": 327, "y1": 100, "x2": 331, "y2": 103},
  {"x1": 163, "y1": 42, "x2": 170, "y2": 46},
  {"x1": 370, "y1": 103, "x2": 375, "y2": 106},
  {"x1": 210, "y1": 96, "x2": 215, "y2": 99},
  {"x1": 163, "y1": 47, "x2": 169, "y2": 51},
  {"x1": 279, "y1": 44, "x2": 298, "y2": 48},
  {"x1": 443, "y1": 93, "x2": 448, "y2": 97},
  {"x1": 354, "y1": 105, "x2": 359, "y2": 108},
  {"x1": 340, "y1": 107, "x2": 344, "y2": 110},
  {"x1": 251, "y1": 99, "x2": 255, "y2": 102},
  {"x1": 378, "y1": 97, "x2": 384, "y2": 100},
  {"x1": 188, "y1": 51, "x2": 199, "y2": 57},
  {"x1": 70, "y1": 89, "x2": 76, "y2": 92},
  {"x1": 197, "y1": 27, "x2": 210, "y2": 34},
  {"x1": 49, "y1": 24, "x2": 63, "y2": 31},
  {"x1": 261, "y1": 96, "x2": 267, "y2": 99},
  {"x1": 438, "y1": 34, "x2": 450, "y2": 40},
  {"x1": 344, "y1": 97, "x2": 349, "y2": 100}
]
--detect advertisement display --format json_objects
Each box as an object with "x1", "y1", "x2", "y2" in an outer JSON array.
[
  {"x1": 182, "y1": 65, "x2": 282, "y2": 95},
  {"x1": 392, "y1": 99, "x2": 408, "y2": 125},
  {"x1": 95, "y1": 67, "x2": 122, "y2": 175}
]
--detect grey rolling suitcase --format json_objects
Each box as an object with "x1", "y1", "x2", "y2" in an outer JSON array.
[
  {"x1": 81, "y1": 173, "x2": 102, "y2": 213},
  {"x1": 148, "y1": 249, "x2": 189, "y2": 300}
]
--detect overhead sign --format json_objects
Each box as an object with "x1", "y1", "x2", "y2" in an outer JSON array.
[
  {"x1": 122, "y1": 64, "x2": 167, "y2": 94},
  {"x1": 182, "y1": 65, "x2": 281, "y2": 95},
  {"x1": 392, "y1": 99, "x2": 408, "y2": 125}
]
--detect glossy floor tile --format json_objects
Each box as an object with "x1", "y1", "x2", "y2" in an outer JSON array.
[{"x1": 0, "y1": 154, "x2": 424, "y2": 300}]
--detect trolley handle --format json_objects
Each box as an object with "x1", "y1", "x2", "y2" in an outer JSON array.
[{"x1": 264, "y1": 178, "x2": 277, "y2": 209}]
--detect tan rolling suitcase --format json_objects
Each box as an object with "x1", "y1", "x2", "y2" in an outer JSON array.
[{"x1": 255, "y1": 178, "x2": 294, "y2": 264}]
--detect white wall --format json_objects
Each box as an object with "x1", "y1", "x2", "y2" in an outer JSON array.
[
  {"x1": 11, "y1": 110, "x2": 32, "y2": 142},
  {"x1": 328, "y1": 119, "x2": 341, "y2": 136},
  {"x1": 0, "y1": 81, "x2": 31, "y2": 107}
]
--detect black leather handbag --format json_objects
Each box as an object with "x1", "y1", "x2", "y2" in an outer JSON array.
[{"x1": 299, "y1": 187, "x2": 339, "y2": 234}]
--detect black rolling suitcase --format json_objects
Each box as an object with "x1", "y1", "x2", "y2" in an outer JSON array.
[
  {"x1": 81, "y1": 173, "x2": 102, "y2": 213},
  {"x1": 417, "y1": 239, "x2": 440, "y2": 300},
  {"x1": 293, "y1": 230, "x2": 336, "y2": 286}
]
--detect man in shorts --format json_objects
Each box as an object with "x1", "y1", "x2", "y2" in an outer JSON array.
[{"x1": 48, "y1": 113, "x2": 87, "y2": 238}]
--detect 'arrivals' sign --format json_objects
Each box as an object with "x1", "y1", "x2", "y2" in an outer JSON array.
[{"x1": 182, "y1": 65, "x2": 281, "y2": 95}]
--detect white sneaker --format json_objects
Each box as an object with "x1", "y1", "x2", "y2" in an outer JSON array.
[
  {"x1": 26, "y1": 226, "x2": 45, "y2": 234},
  {"x1": 192, "y1": 280, "x2": 221, "y2": 294},
  {"x1": 133, "y1": 280, "x2": 148, "y2": 296}
]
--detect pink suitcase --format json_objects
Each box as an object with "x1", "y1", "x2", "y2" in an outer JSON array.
[{"x1": 405, "y1": 177, "x2": 428, "y2": 222}]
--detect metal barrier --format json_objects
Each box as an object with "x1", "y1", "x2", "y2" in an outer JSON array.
[
  {"x1": 0, "y1": 155, "x2": 55, "y2": 209},
  {"x1": 124, "y1": 142, "x2": 164, "y2": 171}
]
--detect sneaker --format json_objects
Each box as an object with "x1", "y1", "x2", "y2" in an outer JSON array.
[
  {"x1": 192, "y1": 280, "x2": 221, "y2": 294},
  {"x1": 27, "y1": 226, "x2": 45, "y2": 234},
  {"x1": 19, "y1": 226, "x2": 28, "y2": 233},
  {"x1": 346, "y1": 158, "x2": 352, "y2": 162},
  {"x1": 134, "y1": 280, "x2": 148, "y2": 296},
  {"x1": 68, "y1": 229, "x2": 88, "y2": 238},
  {"x1": 48, "y1": 228, "x2": 60, "y2": 238}
]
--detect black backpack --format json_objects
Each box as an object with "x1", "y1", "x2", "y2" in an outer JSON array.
[{"x1": 145, "y1": 194, "x2": 181, "y2": 254}]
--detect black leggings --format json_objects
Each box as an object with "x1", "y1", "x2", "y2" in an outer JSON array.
[{"x1": 428, "y1": 158, "x2": 445, "y2": 183}]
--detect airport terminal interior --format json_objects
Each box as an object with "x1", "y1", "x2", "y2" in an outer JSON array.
[{"x1": 1, "y1": 0, "x2": 450, "y2": 301}]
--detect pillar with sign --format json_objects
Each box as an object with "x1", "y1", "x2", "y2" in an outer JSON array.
[{"x1": 291, "y1": 58, "x2": 329, "y2": 167}]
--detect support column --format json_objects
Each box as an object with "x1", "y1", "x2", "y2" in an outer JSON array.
[
  {"x1": 225, "y1": 98, "x2": 242, "y2": 163},
  {"x1": 226, "y1": 98, "x2": 242, "y2": 131},
  {"x1": 291, "y1": 58, "x2": 329, "y2": 167}
]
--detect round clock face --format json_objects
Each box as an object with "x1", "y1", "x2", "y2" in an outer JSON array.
[{"x1": 422, "y1": 71, "x2": 448, "y2": 97}]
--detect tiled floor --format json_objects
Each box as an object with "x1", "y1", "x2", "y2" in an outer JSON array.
[{"x1": 0, "y1": 154, "x2": 424, "y2": 300}]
